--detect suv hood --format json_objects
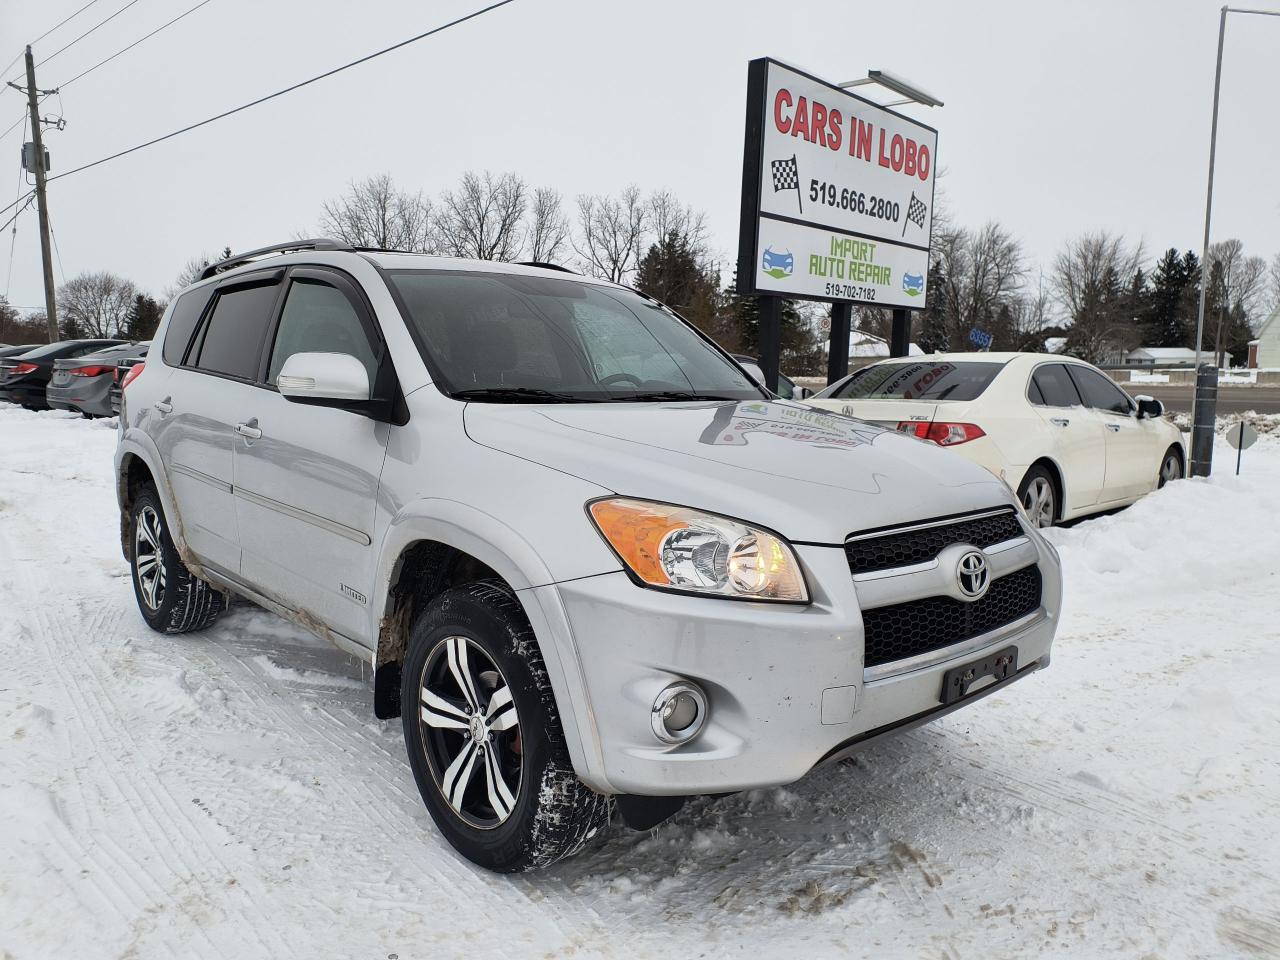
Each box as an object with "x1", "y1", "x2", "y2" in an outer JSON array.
[{"x1": 464, "y1": 399, "x2": 1014, "y2": 543}]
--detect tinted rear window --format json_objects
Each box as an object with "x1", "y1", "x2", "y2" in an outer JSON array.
[
  {"x1": 192, "y1": 284, "x2": 277, "y2": 380},
  {"x1": 1030, "y1": 364, "x2": 1082, "y2": 407},
  {"x1": 163, "y1": 289, "x2": 213, "y2": 365},
  {"x1": 825, "y1": 360, "x2": 1002, "y2": 401}
]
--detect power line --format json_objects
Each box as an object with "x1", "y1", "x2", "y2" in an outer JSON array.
[
  {"x1": 32, "y1": 0, "x2": 110, "y2": 49},
  {"x1": 0, "y1": 193, "x2": 36, "y2": 236},
  {"x1": 58, "y1": 0, "x2": 215, "y2": 90},
  {"x1": 25, "y1": 0, "x2": 145, "y2": 77},
  {"x1": 5, "y1": 118, "x2": 27, "y2": 298},
  {"x1": 47, "y1": 0, "x2": 520, "y2": 184},
  {"x1": 49, "y1": 217, "x2": 67, "y2": 283}
]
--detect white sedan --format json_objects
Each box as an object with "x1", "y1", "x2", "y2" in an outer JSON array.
[{"x1": 805, "y1": 353, "x2": 1185, "y2": 526}]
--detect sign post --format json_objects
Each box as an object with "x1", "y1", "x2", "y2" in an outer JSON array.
[
  {"x1": 1226, "y1": 420, "x2": 1258, "y2": 475},
  {"x1": 737, "y1": 58, "x2": 938, "y2": 389}
]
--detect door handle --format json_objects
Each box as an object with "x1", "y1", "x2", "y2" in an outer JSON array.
[
  {"x1": 1049, "y1": 417, "x2": 1069, "y2": 427},
  {"x1": 153, "y1": 397, "x2": 173, "y2": 414},
  {"x1": 235, "y1": 419, "x2": 262, "y2": 440},
  {"x1": 1105, "y1": 423, "x2": 1120, "y2": 433}
]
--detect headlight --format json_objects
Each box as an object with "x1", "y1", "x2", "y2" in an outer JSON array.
[{"x1": 587, "y1": 498, "x2": 809, "y2": 602}]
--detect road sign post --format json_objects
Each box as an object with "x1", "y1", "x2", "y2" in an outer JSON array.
[{"x1": 1225, "y1": 420, "x2": 1258, "y2": 476}]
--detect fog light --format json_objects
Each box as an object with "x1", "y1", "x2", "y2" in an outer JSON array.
[{"x1": 650, "y1": 682, "x2": 707, "y2": 744}]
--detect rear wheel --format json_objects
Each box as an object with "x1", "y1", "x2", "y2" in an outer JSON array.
[
  {"x1": 400, "y1": 580, "x2": 610, "y2": 872},
  {"x1": 1158, "y1": 447, "x2": 1183, "y2": 488},
  {"x1": 129, "y1": 485, "x2": 226, "y2": 633},
  {"x1": 1017, "y1": 465, "x2": 1058, "y2": 528}
]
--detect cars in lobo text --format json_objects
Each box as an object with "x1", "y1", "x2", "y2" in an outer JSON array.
[
  {"x1": 114, "y1": 240, "x2": 1062, "y2": 871},
  {"x1": 806, "y1": 353, "x2": 1185, "y2": 527}
]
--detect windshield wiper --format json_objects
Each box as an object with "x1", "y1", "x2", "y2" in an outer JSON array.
[
  {"x1": 453, "y1": 387, "x2": 594, "y2": 404},
  {"x1": 608, "y1": 391, "x2": 744, "y2": 402}
]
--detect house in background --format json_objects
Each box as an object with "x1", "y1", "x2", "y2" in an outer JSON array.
[
  {"x1": 843, "y1": 330, "x2": 924, "y2": 368},
  {"x1": 1125, "y1": 346, "x2": 1232, "y2": 368},
  {"x1": 1250, "y1": 304, "x2": 1280, "y2": 368}
]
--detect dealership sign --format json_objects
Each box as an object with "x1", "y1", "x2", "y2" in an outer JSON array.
[{"x1": 737, "y1": 58, "x2": 938, "y2": 309}]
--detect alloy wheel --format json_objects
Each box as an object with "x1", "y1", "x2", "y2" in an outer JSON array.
[
  {"x1": 1022, "y1": 477, "x2": 1055, "y2": 528},
  {"x1": 418, "y1": 635, "x2": 522, "y2": 830},
  {"x1": 134, "y1": 504, "x2": 167, "y2": 610},
  {"x1": 1159, "y1": 455, "x2": 1182, "y2": 488}
]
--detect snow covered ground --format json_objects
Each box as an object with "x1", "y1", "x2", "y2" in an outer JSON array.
[{"x1": 2, "y1": 406, "x2": 1279, "y2": 960}]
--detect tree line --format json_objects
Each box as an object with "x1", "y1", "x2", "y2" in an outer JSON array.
[{"x1": 3, "y1": 169, "x2": 1278, "y2": 375}]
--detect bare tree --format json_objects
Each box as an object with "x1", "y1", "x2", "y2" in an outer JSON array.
[
  {"x1": 320, "y1": 174, "x2": 434, "y2": 252},
  {"x1": 573, "y1": 186, "x2": 647, "y2": 283},
  {"x1": 57, "y1": 272, "x2": 138, "y2": 338},
  {"x1": 434, "y1": 171, "x2": 527, "y2": 261},
  {"x1": 933, "y1": 220, "x2": 1025, "y2": 348},
  {"x1": 525, "y1": 187, "x2": 570, "y2": 263},
  {"x1": 166, "y1": 246, "x2": 232, "y2": 299},
  {"x1": 1266, "y1": 251, "x2": 1280, "y2": 319},
  {"x1": 1051, "y1": 232, "x2": 1144, "y2": 363},
  {"x1": 647, "y1": 189, "x2": 709, "y2": 255},
  {"x1": 1208, "y1": 239, "x2": 1266, "y2": 318}
]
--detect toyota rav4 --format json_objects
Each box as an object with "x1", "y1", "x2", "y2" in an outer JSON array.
[{"x1": 114, "y1": 240, "x2": 1062, "y2": 872}]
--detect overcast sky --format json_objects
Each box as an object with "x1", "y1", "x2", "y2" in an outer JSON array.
[{"x1": 2, "y1": 0, "x2": 1278, "y2": 318}]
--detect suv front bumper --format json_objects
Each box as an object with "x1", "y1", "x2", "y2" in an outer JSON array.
[{"x1": 535, "y1": 536, "x2": 1061, "y2": 796}]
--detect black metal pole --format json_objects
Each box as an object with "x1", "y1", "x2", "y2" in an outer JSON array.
[
  {"x1": 827, "y1": 302, "x2": 851, "y2": 384},
  {"x1": 1236, "y1": 424, "x2": 1243, "y2": 476},
  {"x1": 890, "y1": 308, "x2": 911, "y2": 357},
  {"x1": 1189, "y1": 363, "x2": 1218, "y2": 477},
  {"x1": 759, "y1": 295, "x2": 781, "y2": 394}
]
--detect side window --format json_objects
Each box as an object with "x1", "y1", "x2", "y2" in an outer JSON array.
[
  {"x1": 1067, "y1": 366, "x2": 1133, "y2": 416},
  {"x1": 192, "y1": 283, "x2": 278, "y2": 380},
  {"x1": 267, "y1": 278, "x2": 379, "y2": 386},
  {"x1": 1027, "y1": 376, "x2": 1045, "y2": 405},
  {"x1": 1030, "y1": 364, "x2": 1082, "y2": 408},
  {"x1": 163, "y1": 289, "x2": 213, "y2": 366}
]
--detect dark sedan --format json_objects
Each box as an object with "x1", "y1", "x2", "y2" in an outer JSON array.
[
  {"x1": 46, "y1": 342, "x2": 150, "y2": 417},
  {"x1": 0, "y1": 339, "x2": 127, "y2": 409},
  {"x1": 0, "y1": 344, "x2": 39, "y2": 359}
]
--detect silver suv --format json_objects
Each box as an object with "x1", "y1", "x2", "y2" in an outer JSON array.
[{"x1": 114, "y1": 240, "x2": 1062, "y2": 871}]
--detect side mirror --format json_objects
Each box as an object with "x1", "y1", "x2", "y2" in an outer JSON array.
[
  {"x1": 1135, "y1": 395, "x2": 1163, "y2": 419},
  {"x1": 277, "y1": 352, "x2": 371, "y2": 404},
  {"x1": 794, "y1": 386, "x2": 813, "y2": 400}
]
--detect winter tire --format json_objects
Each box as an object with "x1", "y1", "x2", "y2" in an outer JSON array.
[
  {"x1": 1158, "y1": 447, "x2": 1183, "y2": 488},
  {"x1": 401, "y1": 580, "x2": 611, "y2": 872},
  {"x1": 1018, "y1": 465, "x2": 1057, "y2": 529},
  {"x1": 129, "y1": 485, "x2": 226, "y2": 634}
]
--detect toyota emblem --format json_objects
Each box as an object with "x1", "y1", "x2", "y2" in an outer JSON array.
[{"x1": 956, "y1": 550, "x2": 990, "y2": 601}]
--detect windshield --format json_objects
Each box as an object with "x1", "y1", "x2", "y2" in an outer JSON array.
[
  {"x1": 388, "y1": 271, "x2": 765, "y2": 402},
  {"x1": 816, "y1": 360, "x2": 1004, "y2": 402}
]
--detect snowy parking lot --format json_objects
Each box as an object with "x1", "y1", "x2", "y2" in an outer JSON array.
[{"x1": 2, "y1": 406, "x2": 1278, "y2": 959}]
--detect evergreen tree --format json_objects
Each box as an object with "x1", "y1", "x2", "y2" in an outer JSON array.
[
  {"x1": 123, "y1": 294, "x2": 164, "y2": 341},
  {"x1": 634, "y1": 231, "x2": 721, "y2": 336},
  {"x1": 722, "y1": 270, "x2": 818, "y2": 371},
  {"x1": 918, "y1": 257, "x2": 949, "y2": 353},
  {"x1": 1147, "y1": 249, "x2": 1193, "y2": 347}
]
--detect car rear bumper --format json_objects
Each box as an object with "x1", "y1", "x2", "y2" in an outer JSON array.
[
  {"x1": 540, "y1": 537, "x2": 1061, "y2": 796},
  {"x1": 46, "y1": 378, "x2": 115, "y2": 416}
]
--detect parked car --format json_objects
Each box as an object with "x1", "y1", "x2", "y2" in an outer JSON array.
[
  {"x1": 731, "y1": 354, "x2": 809, "y2": 400},
  {"x1": 115, "y1": 241, "x2": 1062, "y2": 871},
  {"x1": 806, "y1": 353, "x2": 1185, "y2": 527},
  {"x1": 46, "y1": 341, "x2": 150, "y2": 417},
  {"x1": 0, "y1": 339, "x2": 127, "y2": 409},
  {"x1": 110, "y1": 356, "x2": 146, "y2": 415},
  {"x1": 0, "y1": 343, "x2": 39, "y2": 358}
]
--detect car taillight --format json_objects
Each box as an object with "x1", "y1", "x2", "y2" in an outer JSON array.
[
  {"x1": 897, "y1": 421, "x2": 987, "y2": 446},
  {"x1": 11, "y1": 362, "x2": 38, "y2": 375},
  {"x1": 120, "y1": 361, "x2": 146, "y2": 390},
  {"x1": 68, "y1": 365, "x2": 112, "y2": 377}
]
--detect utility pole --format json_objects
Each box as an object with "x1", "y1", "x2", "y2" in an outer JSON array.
[{"x1": 22, "y1": 46, "x2": 59, "y2": 343}]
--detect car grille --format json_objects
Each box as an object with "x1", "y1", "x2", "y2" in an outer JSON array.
[
  {"x1": 861, "y1": 565, "x2": 1042, "y2": 668},
  {"x1": 845, "y1": 509, "x2": 1024, "y2": 576}
]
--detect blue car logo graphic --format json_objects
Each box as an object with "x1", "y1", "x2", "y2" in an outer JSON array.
[
  {"x1": 762, "y1": 247, "x2": 794, "y2": 280},
  {"x1": 902, "y1": 272, "x2": 925, "y2": 297}
]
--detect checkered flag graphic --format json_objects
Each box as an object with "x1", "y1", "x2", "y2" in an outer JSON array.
[
  {"x1": 770, "y1": 155, "x2": 802, "y2": 213},
  {"x1": 902, "y1": 191, "x2": 928, "y2": 237}
]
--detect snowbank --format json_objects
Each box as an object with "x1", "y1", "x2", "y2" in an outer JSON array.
[{"x1": 1, "y1": 406, "x2": 1278, "y2": 959}]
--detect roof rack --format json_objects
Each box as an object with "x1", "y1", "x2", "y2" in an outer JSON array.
[
  {"x1": 514, "y1": 261, "x2": 578, "y2": 274},
  {"x1": 198, "y1": 238, "x2": 353, "y2": 281}
]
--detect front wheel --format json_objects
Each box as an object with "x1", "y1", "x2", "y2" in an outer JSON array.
[
  {"x1": 401, "y1": 580, "x2": 610, "y2": 872},
  {"x1": 1158, "y1": 447, "x2": 1183, "y2": 488},
  {"x1": 1017, "y1": 466, "x2": 1058, "y2": 529}
]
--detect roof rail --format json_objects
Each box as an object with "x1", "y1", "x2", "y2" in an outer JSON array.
[
  {"x1": 198, "y1": 238, "x2": 353, "y2": 281},
  {"x1": 513, "y1": 261, "x2": 578, "y2": 274}
]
